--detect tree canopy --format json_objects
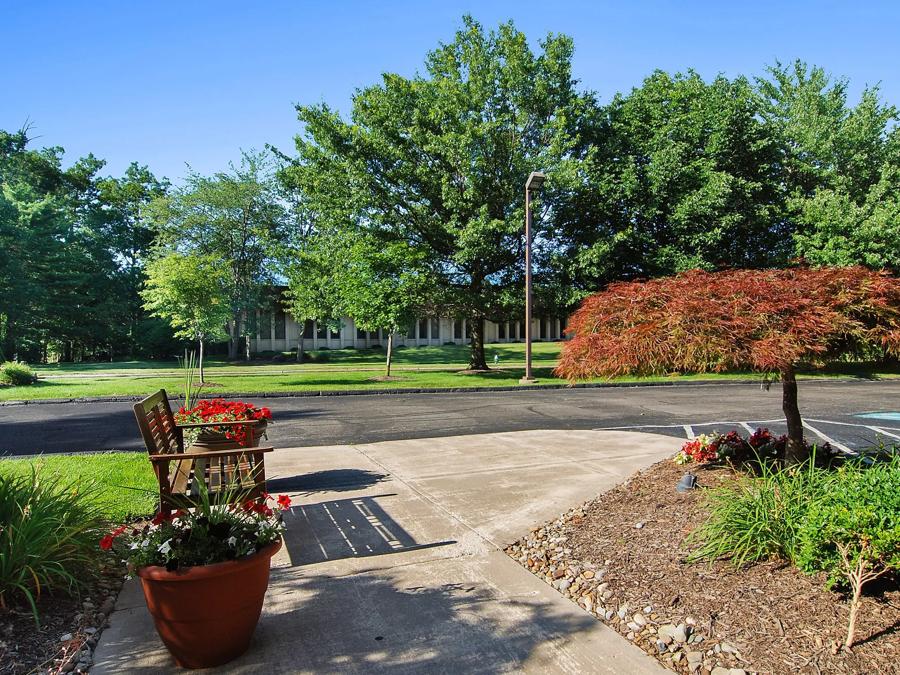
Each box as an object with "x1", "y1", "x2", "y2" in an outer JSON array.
[
  {"x1": 281, "y1": 16, "x2": 594, "y2": 368},
  {"x1": 0, "y1": 129, "x2": 170, "y2": 362},
  {"x1": 147, "y1": 151, "x2": 289, "y2": 360},
  {"x1": 555, "y1": 267, "x2": 900, "y2": 462},
  {"x1": 4, "y1": 18, "x2": 900, "y2": 366},
  {"x1": 141, "y1": 252, "x2": 232, "y2": 380},
  {"x1": 287, "y1": 230, "x2": 432, "y2": 374}
]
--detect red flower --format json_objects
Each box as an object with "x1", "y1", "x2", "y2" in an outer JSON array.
[
  {"x1": 99, "y1": 535, "x2": 114, "y2": 551},
  {"x1": 151, "y1": 511, "x2": 170, "y2": 526},
  {"x1": 277, "y1": 494, "x2": 292, "y2": 509}
]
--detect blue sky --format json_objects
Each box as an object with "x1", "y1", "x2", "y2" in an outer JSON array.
[{"x1": 3, "y1": 1, "x2": 898, "y2": 182}]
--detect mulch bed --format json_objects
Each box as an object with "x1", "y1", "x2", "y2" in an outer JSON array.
[
  {"x1": 0, "y1": 564, "x2": 125, "y2": 675},
  {"x1": 505, "y1": 459, "x2": 900, "y2": 674}
]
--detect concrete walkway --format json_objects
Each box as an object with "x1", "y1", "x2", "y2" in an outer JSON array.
[{"x1": 92, "y1": 430, "x2": 679, "y2": 673}]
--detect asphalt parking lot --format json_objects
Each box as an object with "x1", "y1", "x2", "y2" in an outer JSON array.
[{"x1": 2, "y1": 379, "x2": 900, "y2": 457}]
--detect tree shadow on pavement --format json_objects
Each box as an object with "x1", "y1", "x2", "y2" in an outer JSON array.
[{"x1": 241, "y1": 570, "x2": 599, "y2": 673}]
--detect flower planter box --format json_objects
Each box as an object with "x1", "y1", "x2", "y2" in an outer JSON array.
[{"x1": 189, "y1": 419, "x2": 268, "y2": 452}]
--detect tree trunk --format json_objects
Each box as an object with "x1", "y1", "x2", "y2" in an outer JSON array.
[
  {"x1": 845, "y1": 571, "x2": 864, "y2": 650},
  {"x1": 296, "y1": 334, "x2": 304, "y2": 362},
  {"x1": 0, "y1": 316, "x2": 14, "y2": 362},
  {"x1": 385, "y1": 331, "x2": 394, "y2": 377},
  {"x1": 228, "y1": 315, "x2": 241, "y2": 360},
  {"x1": 198, "y1": 338, "x2": 205, "y2": 384},
  {"x1": 244, "y1": 334, "x2": 251, "y2": 362},
  {"x1": 468, "y1": 317, "x2": 488, "y2": 370},
  {"x1": 781, "y1": 365, "x2": 807, "y2": 465}
]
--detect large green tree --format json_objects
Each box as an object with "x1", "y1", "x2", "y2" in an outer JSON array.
[
  {"x1": 553, "y1": 70, "x2": 782, "y2": 292},
  {"x1": 281, "y1": 16, "x2": 593, "y2": 369},
  {"x1": 757, "y1": 61, "x2": 900, "y2": 270},
  {"x1": 148, "y1": 151, "x2": 288, "y2": 360},
  {"x1": 0, "y1": 129, "x2": 168, "y2": 362}
]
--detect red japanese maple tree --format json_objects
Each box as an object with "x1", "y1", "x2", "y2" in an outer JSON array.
[{"x1": 555, "y1": 267, "x2": 900, "y2": 464}]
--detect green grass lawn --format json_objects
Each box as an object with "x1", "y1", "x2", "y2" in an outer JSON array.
[
  {"x1": 1, "y1": 453, "x2": 157, "y2": 521},
  {"x1": 3, "y1": 343, "x2": 897, "y2": 402},
  {"x1": 31, "y1": 342, "x2": 563, "y2": 376}
]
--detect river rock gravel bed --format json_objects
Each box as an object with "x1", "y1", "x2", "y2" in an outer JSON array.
[{"x1": 504, "y1": 458, "x2": 899, "y2": 674}]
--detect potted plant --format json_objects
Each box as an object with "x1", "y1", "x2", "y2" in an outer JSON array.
[
  {"x1": 100, "y1": 489, "x2": 292, "y2": 669},
  {"x1": 176, "y1": 398, "x2": 272, "y2": 451}
]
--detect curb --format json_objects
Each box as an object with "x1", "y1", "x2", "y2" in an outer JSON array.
[{"x1": 0, "y1": 376, "x2": 884, "y2": 406}]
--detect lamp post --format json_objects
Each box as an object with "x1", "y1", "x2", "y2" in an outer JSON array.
[{"x1": 521, "y1": 171, "x2": 545, "y2": 384}]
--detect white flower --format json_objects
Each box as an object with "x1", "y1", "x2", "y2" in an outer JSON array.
[
  {"x1": 158, "y1": 539, "x2": 172, "y2": 555},
  {"x1": 227, "y1": 536, "x2": 237, "y2": 547}
]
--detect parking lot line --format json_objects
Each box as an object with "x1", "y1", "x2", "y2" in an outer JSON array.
[{"x1": 801, "y1": 421, "x2": 853, "y2": 454}]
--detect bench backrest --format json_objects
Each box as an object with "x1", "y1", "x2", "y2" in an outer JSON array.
[{"x1": 133, "y1": 389, "x2": 183, "y2": 456}]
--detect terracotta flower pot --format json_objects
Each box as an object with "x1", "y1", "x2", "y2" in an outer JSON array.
[
  {"x1": 137, "y1": 539, "x2": 281, "y2": 669},
  {"x1": 190, "y1": 419, "x2": 268, "y2": 452}
]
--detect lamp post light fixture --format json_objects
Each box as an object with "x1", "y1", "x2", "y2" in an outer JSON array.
[{"x1": 520, "y1": 171, "x2": 545, "y2": 384}]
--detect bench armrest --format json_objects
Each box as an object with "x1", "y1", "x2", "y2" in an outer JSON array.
[
  {"x1": 176, "y1": 419, "x2": 261, "y2": 429},
  {"x1": 149, "y1": 446, "x2": 275, "y2": 462}
]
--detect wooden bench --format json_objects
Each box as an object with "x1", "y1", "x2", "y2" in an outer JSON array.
[{"x1": 133, "y1": 389, "x2": 274, "y2": 514}]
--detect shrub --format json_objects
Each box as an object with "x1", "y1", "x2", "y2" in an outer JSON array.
[
  {"x1": 0, "y1": 470, "x2": 105, "y2": 623},
  {"x1": 688, "y1": 457, "x2": 829, "y2": 566},
  {"x1": 0, "y1": 361, "x2": 36, "y2": 386},
  {"x1": 795, "y1": 457, "x2": 900, "y2": 648}
]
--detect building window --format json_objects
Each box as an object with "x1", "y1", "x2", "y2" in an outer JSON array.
[
  {"x1": 418, "y1": 319, "x2": 428, "y2": 339},
  {"x1": 259, "y1": 311, "x2": 272, "y2": 339},
  {"x1": 330, "y1": 326, "x2": 340, "y2": 339},
  {"x1": 519, "y1": 321, "x2": 526, "y2": 340},
  {"x1": 357, "y1": 327, "x2": 367, "y2": 339},
  {"x1": 430, "y1": 318, "x2": 439, "y2": 340},
  {"x1": 316, "y1": 321, "x2": 326, "y2": 339},
  {"x1": 465, "y1": 320, "x2": 472, "y2": 339},
  {"x1": 303, "y1": 320, "x2": 313, "y2": 339},
  {"x1": 407, "y1": 322, "x2": 416, "y2": 339},
  {"x1": 498, "y1": 322, "x2": 506, "y2": 339},
  {"x1": 274, "y1": 311, "x2": 286, "y2": 340},
  {"x1": 454, "y1": 319, "x2": 463, "y2": 339},
  {"x1": 540, "y1": 318, "x2": 547, "y2": 340}
]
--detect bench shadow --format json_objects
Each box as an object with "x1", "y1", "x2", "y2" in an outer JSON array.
[
  {"x1": 267, "y1": 468, "x2": 389, "y2": 495},
  {"x1": 282, "y1": 494, "x2": 454, "y2": 566}
]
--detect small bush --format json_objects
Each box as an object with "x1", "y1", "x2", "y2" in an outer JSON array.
[
  {"x1": 795, "y1": 457, "x2": 900, "y2": 648},
  {"x1": 688, "y1": 457, "x2": 829, "y2": 566},
  {"x1": 0, "y1": 361, "x2": 36, "y2": 386},
  {"x1": 0, "y1": 470, "x2": 106, "y2": 623}
]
